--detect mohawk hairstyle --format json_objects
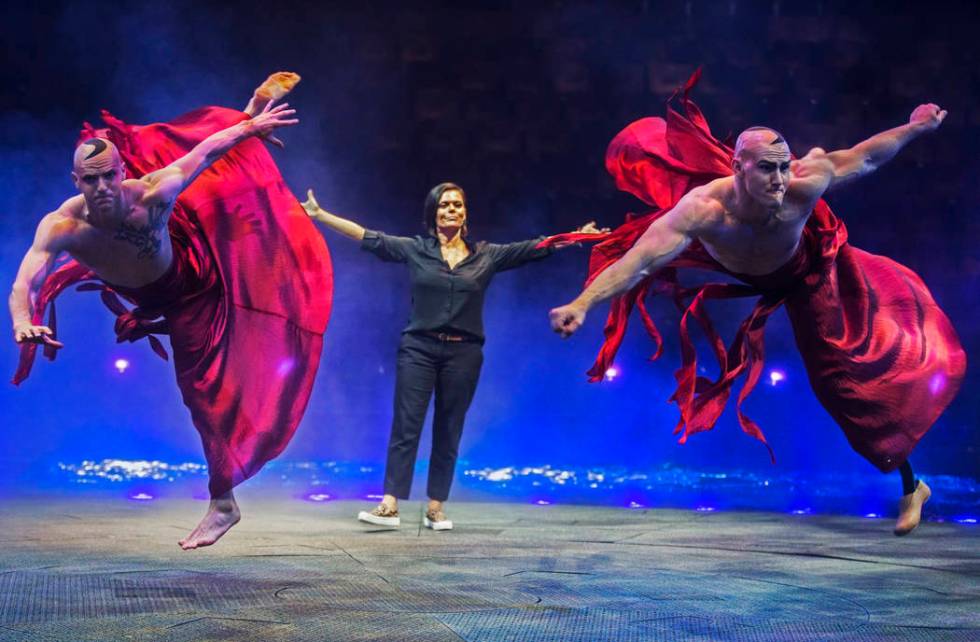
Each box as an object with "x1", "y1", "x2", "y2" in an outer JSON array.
[
  {"x1": 80, "y1": 138, "x2": 108, "y2": 159},
  {"x1": 741, "y1": 126, "x2": 785, "y2": 146}
]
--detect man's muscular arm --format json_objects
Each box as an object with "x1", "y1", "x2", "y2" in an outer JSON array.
[
  {"x1": 9, "y1": 209, "x2": 72, "y2": 347},
  {"x1": 795, "y1": 104, "x2": 947, "y2": 193},
  {"x1": 141, "y1": 101, "x2": 299, "y2": 208},
  {"x1": 549, "y1": 189, "x2": 716, "y2": 338}
]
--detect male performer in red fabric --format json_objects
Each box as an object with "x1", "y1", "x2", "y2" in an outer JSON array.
[
  {"x1": 9, "y1": 73, "x2": 333, "y2": 549},
  {"x1": 549, "y1": 73, "x2": 965, "y2": 536}
]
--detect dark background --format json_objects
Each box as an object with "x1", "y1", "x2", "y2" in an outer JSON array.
[{"x1": 1, "y1": 1, "x2": 976, "y2": 495}]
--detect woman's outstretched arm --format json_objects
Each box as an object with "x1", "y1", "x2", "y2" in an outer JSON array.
[{"x1": 301, "y1": 189, "x2": 366, "y2": 241}]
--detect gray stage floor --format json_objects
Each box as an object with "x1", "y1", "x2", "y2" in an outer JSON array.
[{"x1": 0, "y1": 496, "x2": 977, "y2": 641}]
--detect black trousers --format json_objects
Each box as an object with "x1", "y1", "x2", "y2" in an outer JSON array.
[{"x1": 383, "y1": 332, "x2": 484, "y2": 501}]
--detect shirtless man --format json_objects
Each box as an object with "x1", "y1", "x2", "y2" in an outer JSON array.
[
  {"x1": 550, "y1": 103, "x2": 949, "y2": 535},
  {"x1": 9, "y1": 76, "x2": 299, "y2": 549}
]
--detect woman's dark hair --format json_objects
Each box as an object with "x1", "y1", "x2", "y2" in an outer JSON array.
[{"x1": 423, "y1": 182, "x2": 467, "y2": 237}]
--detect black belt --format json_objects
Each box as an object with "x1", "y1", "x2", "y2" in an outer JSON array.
[{"x1": 423, "y1": 331, "x2": 470, "y2": 343}]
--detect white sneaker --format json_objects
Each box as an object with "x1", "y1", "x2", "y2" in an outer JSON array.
[
  {"x1": 424, "y1": 510, "x2": 453, "y2": 531},
  {"x1": 358, "y1": 504, "x2": 400, "y2": 527}
]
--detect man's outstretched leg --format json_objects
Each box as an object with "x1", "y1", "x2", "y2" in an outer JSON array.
[
  {"x1": 175, "y1": 71, "x2": 300, "y2": 551},
  {"x1": 179, "y1": 490, "x2": 241, "y2": 550},
  {"x1": 894, "y1": 461, "x2": 931, "y2": 536}
]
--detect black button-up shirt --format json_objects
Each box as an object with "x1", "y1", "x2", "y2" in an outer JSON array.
[{"x1": 361, "y1": 230, "x2": 554, "y2": 342}]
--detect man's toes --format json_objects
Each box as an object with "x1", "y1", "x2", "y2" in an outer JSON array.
[
  {"x1": 257, "y1": 72, "x2": 300, "y2": 100},
  {"x1": 180, "y1": 525, "x2": 204, "y2": 549},
  {"x1": 270, "y1": 71, "x2": 300, "y2": 90}
]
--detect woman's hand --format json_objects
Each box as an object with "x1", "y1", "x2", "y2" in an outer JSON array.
[
  {"x1": 301, "y1": 189, "x2": 324, "y2": 222},
  {"x1": 299, "y1": 192, "x2": 367, "y2": 240},
  {"x1": 550, "y1": 220, "x2": 611, "y2": 249}
]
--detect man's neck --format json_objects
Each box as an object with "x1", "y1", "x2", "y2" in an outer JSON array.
[{"x1": 83, "y1": 189, "x2": 129, "y2": 229}]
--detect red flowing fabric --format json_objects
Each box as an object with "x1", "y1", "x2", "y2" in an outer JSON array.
[
  {"x1": 14, "y1": 107, "x2": 333, "y2": 495},
  {"x1": 541, "y1": 71, "x2": 966, "y2": 471}
]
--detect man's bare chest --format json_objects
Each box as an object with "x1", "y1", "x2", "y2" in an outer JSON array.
[
  {"x1": 714, "y1": 203, "x2": 807, "y2": 246},
  {"x1": 67, "y1": 202, "x2": 174, "y2": 285},
  {"x1": 698, "y1": 206, "x2": 808, "y2": 274}
]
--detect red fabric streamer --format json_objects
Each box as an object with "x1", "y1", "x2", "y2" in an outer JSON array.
[
  {"x1": 14, "y1": 107, "x2": 333, "y2": 495},
  {"x1": 540, "y1": 73, "x2": 966, "y2": 470}
]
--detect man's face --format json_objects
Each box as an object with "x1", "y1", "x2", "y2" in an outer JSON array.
[
  {"x1": 436, "y1": 189, "x2": 466, "y2": 231},
  {"x1": 734, "y1": 130, "x2": 791, "y2": 208},
  {"x1": 72, "y1": 140, "x2": 125, "y2": 216}
]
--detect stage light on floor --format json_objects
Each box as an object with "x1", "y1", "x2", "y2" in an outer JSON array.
[
  {"x1": 863, "y1": 512, "x2": 881, "y2": 518},
  {"x1": 129, "y1": 492, "x2": 154, "y2": 501},
  {"x1": 604, "y1": 366, "x2": 619, "y2": 381},
  {"x1": 695, "y1": 506, "x2": 716, "y2": 512},
  {"x1": 114, "y1": 358, "x2": 130, "y2": 374},
  {"x1": 534, "y1": 499, "x2": 551, "y2": 505},
  {"x1": 954, "y1": 516, "x2": 977, "y2": 524},
  {"x1": 768, "y1": 369, "x2": 785, "y2": 386},
  {"x1": 305, "y1": 493, "x2": 331, "y2": 502},
  {"x1": 790, "y1": 508, "x2": 811, "y2": 515}
]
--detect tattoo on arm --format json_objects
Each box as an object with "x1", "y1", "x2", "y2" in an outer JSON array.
[{"x1": 114, "y1": 205, "x2": 168, "y2": 259}]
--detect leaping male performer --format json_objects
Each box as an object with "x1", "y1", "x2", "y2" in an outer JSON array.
[
  {"x1": 549, "y1": 73, "x2": 965, "y2": 536},
  {"x1": 9, "y1": 73, "x2": 333, "y2": 549}
]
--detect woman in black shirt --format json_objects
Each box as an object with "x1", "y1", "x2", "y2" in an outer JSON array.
[{"x1": 303, "y1": 182, "x2": 604, "y2": 530}]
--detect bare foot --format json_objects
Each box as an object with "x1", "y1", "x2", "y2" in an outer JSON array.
[
  {"x1": 244, "y1": 71, "x2": 301, "y2": 117},
  {"x1": 894, "y1": 479, "x2": 931, "y2": 536},
  {"x1": 179, "y1": 493, "x2": 241, "y2": 550}
]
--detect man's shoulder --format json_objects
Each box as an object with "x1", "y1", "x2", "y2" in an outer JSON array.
[
  {"x1": 52, "y1": 194, "x2": 84, "y2": 217},
  {"x1": 122, "y1": 178, "x2": 151, "y2": 200},
  {"x1": 35, "y1": 197, "x2": 85, "y2": 248},
  {"x1": 688, "y1": 177, "x2": 733, "y2": 204},
  {"x1": 791, "y1": 148, "x2": 835, "y2": 176},
  {"x1": 682, "y1": 180, "x2": 730, "y2": 218},
  {"x1": 788, "y1": 150, "x2": 834, "y2": 203}
]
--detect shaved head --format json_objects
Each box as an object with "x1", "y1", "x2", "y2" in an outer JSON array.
[
  {"x1": 734, "y1": 126, "x2": 789, "y2": 160},
  {"x1": 73, "y1": 137, "x2": 120, "y2": 170},
  {"x1": 71, "y1": 137, "x2": 126, "y2": 216},
  {"x1": 731, "y1": 126, "x2": 792, "y2": 208}
]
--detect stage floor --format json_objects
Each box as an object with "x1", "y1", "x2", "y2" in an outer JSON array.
[{"x1": 0, "y1": 496, "x2": 977, "y2": 641}]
